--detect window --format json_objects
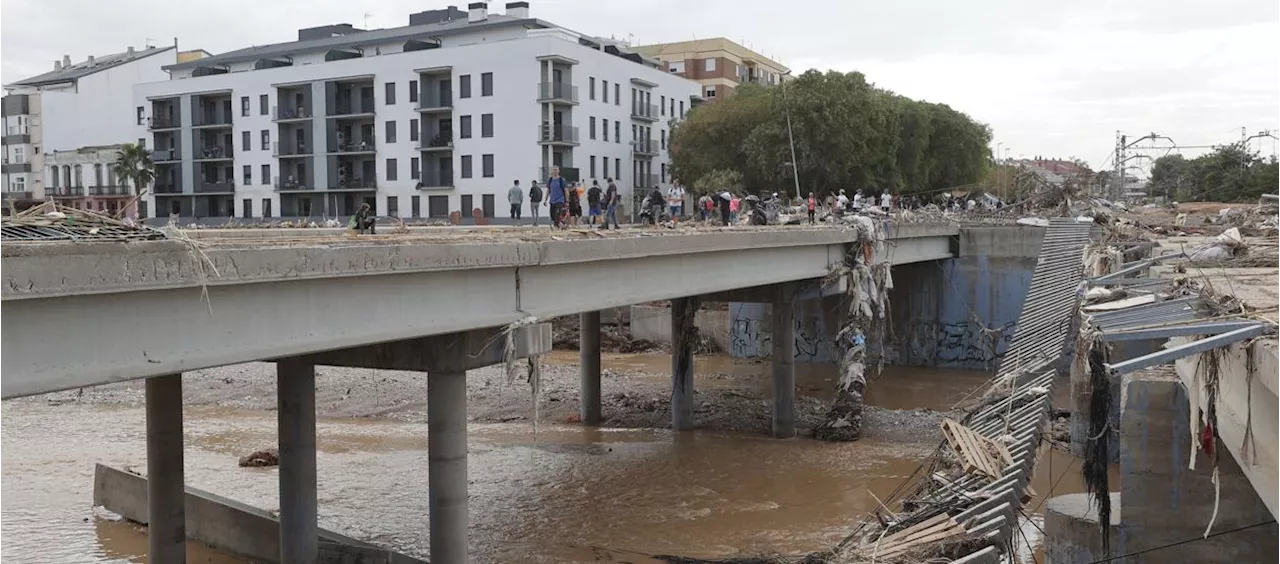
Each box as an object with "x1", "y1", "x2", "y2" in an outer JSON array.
[
  {"x1": 411, "y1": 157, "x2": 420, "y2": 180},
  {"x1": 387, "y1": 158, "x2": 398, "y2": 181},
  {"x1": 136, "y1": 106, "x2": 145, "y2": 125},
  {"x1": 480, "y1": 72, "x2": 493, "y2": 96},
  {"x1": 261, "y1": 164, "x2": 270, "y2": 185},
  {"x1": 459, "y1": 75, "x2": 472, "y2": 98},
  {"x1": 590, "y1": 156, "x2": 596, "y2": 178},
  {"x1": 50, "y1": 167, "x2": 59, "y2": 188},
  {"x1": 261, "y1": 130, "x2": 270, "y2": 150},
  {"x1": 670, "y1": 98, "x2": 675, "y2": 116},
  {"x1": 632, "y1": 124, "x2": 637, "y2": 142},
  {"x1": 660, "y1": 96, "x2": 665, "y2": 116},
  {"x1": 263, "y1": 198, "x2": 272, "y2": 218},
  {"x1": 242, "y1": 131, "x2": 251, "y2": 151},
  {"x1": 615, "y1": 158, "x2": 621, "y2": 180},
  {"x1": 481, "y1": 114, "x2": 493, "y2": 138},
  {"x1": 14, "y1": 177, "x2": 25, "y2": 191},
  {"x1": 387, "y1": 196, "x2": 399, "y2": 218},
  {"x1": 679, "y1": 100, "x2": 684, "y2": 117},
  {"x1": 614, "y1": 122, "x2": 620, "y2": 144},
  {"x1": 386, "y1": 120, "x2": 397, "y2": 143},
  {"x1": 411, "y1": 195, "x2": 421, "y2": 218},
  {"x1": 705, "y1": 85, "x2": 717, "y2": 98},
  {"x1": 661, "y1": 129, "x2": 666, "y2": 150},
  {"x1": 410, "y1": 119, "x2": 419, "y2": 142},
  {"x1": 242, "y1": 199, "x2": 253, "y2": 218},
  {"x1": 260, "y1": 94, "x2": 269, "y2": 115},
  {"x1": 662, "y1": 163, "x2": 667, "y2": 183},
  {"x1": 602, "y1": 80, "x2": 609, "y2": 103},
  {"x1": 385, "y1": 82, "x2": 396, "y2": 105},
  {"x1": 74, "y1": 164, "x2": 82, "y2": 186},
  {"x1": 669, "y1": 60, "x2": 685, "y2": 73},
  {"x1": 735, "y1": 63, "x2": 742, "y2": 78},
  {"x1": 482, "y1": 154, "x2": 494, "y2": 178},
  {"x1": 409, "y1": 80, "x2": 418, "y2": 103},
  {"x1": 428, "y1": 195, "x2": 448, "y2": 217},
  {"x1": 461, "y1": 155, "x2": 473, "y2": 178},
  {"x1": 460, "y1": 115, "x2": 472, "y2": 138},
  {"x1": 602, "y1": 119, "x2": 609, "y2": 141},
  {"x1": 589, "y1": 77, "x2": 596, "y2": 100},
  {"x1": 481, "y1": 194, "x2": 495, "y2": 217},
  {"x1": 705, "y1": 58, "x2": 716, "y2": 72},
  {"x1": 614, "y1": 84, "x2": 620, "y2": 105},
  {"x1": 241, "y1": 96, "x2": 250, "y2": 116},
  {"x1": 243, "y1": 165, "x2": 252, "y2": 186}
]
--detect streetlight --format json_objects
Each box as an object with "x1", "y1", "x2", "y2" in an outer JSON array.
[{"x1": 781, "y1": 70, "x2": 801, "y2": 201}]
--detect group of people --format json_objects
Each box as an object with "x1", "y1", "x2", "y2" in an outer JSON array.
[{"x1": 507, "y1": 167, "x2": 621, "y2": 229}]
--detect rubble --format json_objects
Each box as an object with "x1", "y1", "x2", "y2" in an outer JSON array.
[{"x1": 237, "y1": 448, "x2": 279, "y2": 467}]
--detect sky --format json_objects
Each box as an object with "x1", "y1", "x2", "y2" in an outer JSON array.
[{"x1": 2, "y1": 0, "x2": 1277, "y2": 171}]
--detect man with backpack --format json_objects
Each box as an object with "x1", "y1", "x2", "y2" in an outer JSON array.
[
  {"x1": 603, "y1": 178, "x2": 620, "y2": 229},
  {"x1": 546, "y1": 167, "x2": 568, "y2": 229},
  {"x1": 528, "y1": 180, "x2": 543, "y2": 226},
  {"x1": 587, "y1": 180, "x2": 603, "y2": 226}
]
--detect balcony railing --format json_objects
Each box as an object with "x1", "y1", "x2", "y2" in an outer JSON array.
[
  {"x1": 537, "y1": 124, "x2": 579, "y2": 144},
  {"x1": 538, "y1": 167, "x2": 581, "y2": 183},
  {"x1": 334, "y1": 177, "x2": 377, "y2": 190},
  {"x1": 194, "y1": 146, "x2": 232, "y2": 160},
  {"x1": 273, "y1": 141, "x2": 311, "y2": 157},
  {"x1": 152, "y1": 148, "x2": 180, "y2": 162},
  {"x1": 330, "y1": 140, "x2": 376, "y2": 154},
  {"x1": 149, "y1": 115, "x2": 180, "y2": 129},
  {"x1": 537, "y1": 82, "x2": 579, "y2": 104},
  {"x1": 153, "y1": 183, "x2": 183, "y2": 194},
  {"x1": 416, "y1": 175, "x2": 455, "y2": 189},
  {"x1": 192, "y1": 113, "x2": 233, "y2": 127},
  {"x1": 419, "y1": 133, "x2": 454, "y2": 150},
  {"x1": 330, "y1": 102, "x2": 376, "y2": 117},
  {"x1": 195, "y1": 181, "x2": 235, "y2": 193},
  {"x1": 50, "y1": 186, "x2": 84, "y2": 197},
  {"x1": 273, "y1": 105, "x2": 313, "y2": 121},
  {"x1": 274, "y1": 177, "x2": 314, "y2": 191},
  {"x1": 88, "y1": 185, "x2": 130, "y2": 196},
  {"x1": 631, "y1": 139, "x2": 659, "y2": 156},
  {"x1": 631, "y1": 104, "x2": 659, "y2": 121},
  {"x1": 2, "y1": 190, "x2": 33, "y2": 201},
  {"x1": 416, "y1": 93, "x2": 453, "y2": 111}
]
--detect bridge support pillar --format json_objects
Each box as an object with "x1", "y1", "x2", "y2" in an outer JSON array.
[
  {"x1": 146, "y1": 373, "x2": 186, "y2": 564},
  {"x1": 428, "y1": 343, "x2": 468, "y2": 564},
  {"x1": 771, "y1": 287, "x2": 796, "y2": 438},
  {"x1": 579, "y1": 310, "x2": 602, "y2": 425},
  {"x1": 671, "y1": 297, "x2": 697, "y2": 431},
  {"x1": 276, "y1": 359, "x2": 318, "y2": 564}
]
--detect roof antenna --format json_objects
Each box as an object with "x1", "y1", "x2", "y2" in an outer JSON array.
[{"x1": 363, "y1": 13, "x2": 372, "y2": 28}]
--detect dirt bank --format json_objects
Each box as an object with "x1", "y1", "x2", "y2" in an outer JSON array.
[{"x1": 29, "y1": 355, "x2": 945, "y2": 444}]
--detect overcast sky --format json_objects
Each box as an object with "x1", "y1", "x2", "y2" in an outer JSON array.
[{"x1": 3, "y1": 0, "x2": 1277, "y2": 170}]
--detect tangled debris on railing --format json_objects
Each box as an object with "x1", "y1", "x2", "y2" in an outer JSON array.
[{"x1": 1, "y1": 201, "x2": 166, "y2": 242}]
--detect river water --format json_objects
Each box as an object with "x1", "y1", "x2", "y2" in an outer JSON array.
[{"x1": 1, "y1": 356, "x2": 1098, "y2": 563}]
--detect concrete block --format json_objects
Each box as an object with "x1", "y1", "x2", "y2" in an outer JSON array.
[{"x1": 1044, "y1": 492, "x2": 1121, "y2": 564}]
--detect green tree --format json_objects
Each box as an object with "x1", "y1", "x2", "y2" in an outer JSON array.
[
  {"x1": 1148, "y1": 144, "x2": 1278, "y2": 202},
  {"x1": 691, "y1": 169, "x2": 743, "y2": 196},
  {"x1": 111, "y1": 142, "x2": 155, "y2": 197}
]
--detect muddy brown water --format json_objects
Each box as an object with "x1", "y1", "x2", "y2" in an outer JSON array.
[{"x1": 1, "y1": 356, "x2": 1102, "y2": 563}]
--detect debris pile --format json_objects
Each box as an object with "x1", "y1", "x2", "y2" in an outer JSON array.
[
  {"x1": 237, "y1": 448, "x2": 279, "y2": 467},
  {"x1": 1, "y1": 201, "x2": 166, "y2": 242}
]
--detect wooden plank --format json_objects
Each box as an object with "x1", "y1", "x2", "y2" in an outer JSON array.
[
  {"x1": 875, "y1": 523, "x2": 967, "y2": 559},
  {"x1": 873, "y1": 513, "x2": 949, "y2": 546}
]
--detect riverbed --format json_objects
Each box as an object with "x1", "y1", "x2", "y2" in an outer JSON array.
[{"x1": 1, "y1": 353, "x2": 1096, "y2": 563}]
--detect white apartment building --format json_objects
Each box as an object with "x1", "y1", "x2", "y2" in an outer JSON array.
[
  {"x1": 2, "y1": 46, "x2": 177, "y2": 211},
  {"x1": 132, "y1": 2, "x2": 701, "y2": 222}
]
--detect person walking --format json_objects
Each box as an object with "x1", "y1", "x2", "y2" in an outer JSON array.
[
  {"x1": 587, "y1": 180, "x2": 603, "y2": 226},
  {"x1": 546, "y1": 167, "x2": 568, "y2": 229},
  {"x1": 807, "y1": 192, "x2": 817, "y2": 225},
  {"x1": 647, "y1": 185, "x2": 664, "y2": 226},
  {"x1": 528, "y1": 180, "x2": 544, "y2": 226},
  {"x1": 666, "y1": 181, "x2": 685, "y2": 226},
  {"x1": 729, "y1": 194, "x2": 740, "y2": 223},
  {"x1": 508, "y1": 179, "x2": 523, "y2": 222},
  {"x1": 718, "y1": 191, "x2": 732, "y2": 226},
  {"x1": 603, "y1": 177, "x2": 620, "y2": 229},
  {"x1": 567, "y1": 181, "x2": 583, "y2": 226}
]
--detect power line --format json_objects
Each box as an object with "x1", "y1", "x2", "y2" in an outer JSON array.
[{"x1": 1085, "y1": 520, "x2": 1276, "y2": 564}]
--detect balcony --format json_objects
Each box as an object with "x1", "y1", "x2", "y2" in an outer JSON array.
[
  {"x1": 2, "y1": 159, "x2": 31, "y2": 173},
  {"x1": 2, "y1": 190, "x2": 33, "y2": 201},
  {"x1": 192, "y1": 114, "x2": 233, "y2": 128},
  {"x1": 2, "y1": 133, "x2": 30, "y2": 145},
  {"x1": 416, "y1": 93, "x2": 453, "y2": 113},
  {"x1": 153, "y1": 183, "x2": 183, "y2": 194},
  {"x1": 631, "y1": 139, "x2": 660, "y2": 157},
  {"x1": 329, "y1": 140, "x2": 376, "y2": 155},
  {"x1": 273, "y1": 142, "x2": 312, "y2": 158},
  {"x1": 193, "y1": 146, "x2": 233, "y2": 162},
  {"x1": 152, "y1": 148, "x2": 181, "y2": 163},
  {"x1": 273, "y1": 105, "x2": 313, "y2": 122},
  {"x1": 538, "y1": 167, "x2": 580, "y2": 183},
  {"x1": 332, "y1": 176, "x2": 377, "y2": 191},
  {"x1": 274, "y1": 177, "x2": 315, "y2": 192},
  {"x1": 415, "y1": 176, "x2": 455, "y2": 190},
  {"x1": 537, "y1": 82, "x2": 579, "y2": 105},
  {"x1": 329, "y1": 102, "x2": 376, "y2": 119},
  {"x1": 195, "y1": 181, "x2": 235, "y2": 194},
  {"x1": 417, "y1": 133, "x2": 454, "y2": 152},
  {"x1": 537, "y1": 124, "x2": 579, "y2": 146},
  {"x1": 631, "y1": 104, "x2": 659, "y2": 122},
  {"x1": 88, "y1": 185, "x2": 130, "y2": 197},
  {"x1": 50, "y1": 186, "x2": 84, "y2": 198},
  {"x1": 149, "y1": 115, "x2": 181, "y2": 130}
]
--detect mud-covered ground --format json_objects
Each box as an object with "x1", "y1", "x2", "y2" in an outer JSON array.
[{"x1": 27, "y1": 355, "x2": 946, "y2": 445}]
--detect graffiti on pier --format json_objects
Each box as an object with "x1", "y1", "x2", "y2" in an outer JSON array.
[
  {"x1": 730, "y1": 315, "x2": 835, "y2": 362},
  {"x1": 934, "y1": 321, "x2": 1017, "y2": 365}
]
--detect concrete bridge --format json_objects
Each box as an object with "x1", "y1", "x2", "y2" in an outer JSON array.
[{"x1": 2, "y1": 223, "x2": 957, "y2": 563}]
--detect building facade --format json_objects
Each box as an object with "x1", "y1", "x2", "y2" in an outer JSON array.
[
  {"x1": 45, "y1": 145, "x2": 133, "y2": 214},
  {"x1": 133, "y1": 2, "x2": 701, "y2": 221},
  {"x1": 2, "y1": 46, "x2": 176, "y2": 211},
  {"x1": 632, "y1": 38, "x2": 789, "y2": 101}
]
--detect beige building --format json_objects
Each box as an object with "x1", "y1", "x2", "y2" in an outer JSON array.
[{"x1": 632, "y1": 38, "x2": 789, "y2": 101}]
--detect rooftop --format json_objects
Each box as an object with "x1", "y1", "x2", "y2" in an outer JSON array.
[
  {"x1": 7, "y1": 46, "x2": 175, "y2": 88},
  {"x1": 632, "y1": 38, "x2": 789, "y2": 72}
]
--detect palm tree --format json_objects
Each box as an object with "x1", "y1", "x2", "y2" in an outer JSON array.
[{"x1": 112, "y1": 142, "x2": 155, "y2": 198}]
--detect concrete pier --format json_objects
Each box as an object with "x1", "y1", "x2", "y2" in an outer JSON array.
[
  {"x1": 771, "y1": 291, "x2": 796, "y2": 438},
  {"x1": 579, "y1": 310, "x2": 602, "y2": 425},
  {"x1": 145, "y1": 374, "x2": 186, "y2": 564},
  {"x1": 670, "y1": 297, "x2": 696, "y2": 431},
  {"x1": 276, "y1": 359, "x2": 318, "y2": 564},
  {"x1": 428, "y1": 347, "x2": 469, "y2": 563}
]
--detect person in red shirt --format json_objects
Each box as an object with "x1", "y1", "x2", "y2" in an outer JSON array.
[{"x1": 807, "y1": 192, "x2": 817, "y2": 225}]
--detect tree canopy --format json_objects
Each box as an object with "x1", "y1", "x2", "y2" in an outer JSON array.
[
  {"x1": 669, "y1": 70, "x2": 992, "y2": 198},
  {"x1": 1147, "y1": 143, "x2": 1278, "y2": 202}
]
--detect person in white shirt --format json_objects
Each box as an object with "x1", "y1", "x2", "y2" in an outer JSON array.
[
  {"x1": 880, "y1": 191, "x2": 892, "y2": 211},
  {"x1": 966, "y1": 199, "x2": 977, "y2": 211},
  {"x1": 837, "y1": 189, "x2": 851, "y2": 212},
  {"x1": 666, "y1": 182, "x2": 686, "y2": 225}
]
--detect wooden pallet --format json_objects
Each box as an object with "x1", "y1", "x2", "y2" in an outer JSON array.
[
  {"x1": 941, "y1": 418, "x2": 1014, "y2": 479},
  {"x1": 855, "y1": 512, "x2": 968, "y2": 561}
]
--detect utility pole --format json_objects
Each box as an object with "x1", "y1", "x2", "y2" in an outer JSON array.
[
  {"x1": 1114, "y1": 131, "x2": 1125, "y2": 200},
  {"x1": 782, "y1": 71, "x2": 801, "y2": 201}
]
